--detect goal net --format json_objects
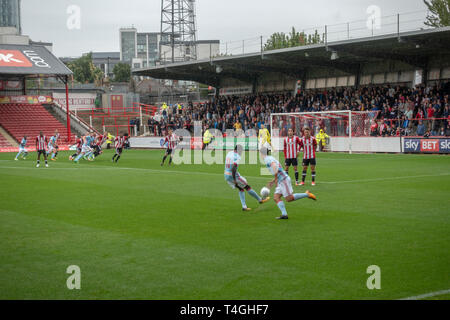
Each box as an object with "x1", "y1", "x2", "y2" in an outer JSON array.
[{"x1": 270, "y1": 111, "x2": 378, "y2": 154}]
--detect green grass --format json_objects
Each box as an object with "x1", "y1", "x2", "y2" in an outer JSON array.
[{"x1": 0, "y1": 149, "x2": 449, "y2": 300}]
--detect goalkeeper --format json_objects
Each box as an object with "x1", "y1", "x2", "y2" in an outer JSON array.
[{"x1": 315, "y1": 129, "x2": 329, "y2": 152}]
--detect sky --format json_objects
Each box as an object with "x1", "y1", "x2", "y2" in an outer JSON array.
[{"x1": 21, "y1": 0, "x2": 429, "y2": 57}]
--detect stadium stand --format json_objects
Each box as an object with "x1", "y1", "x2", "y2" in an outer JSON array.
[
  {"x1": 150, "y1": 83, "x2": 450, "y2": 137},
  {"x1": 0, "y1": 104, "x2": 74, "y2": 143},
  {"x1": 0, "y1": 131, "x2": 14, "y2": 148}
]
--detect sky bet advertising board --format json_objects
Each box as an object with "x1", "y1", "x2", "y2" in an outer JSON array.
[{"x1": 404, "y1": 138, "x2": 450, "y2": 153}]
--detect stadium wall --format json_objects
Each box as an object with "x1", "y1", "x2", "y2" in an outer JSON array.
[
  {"x1": 330, "y1": 137, "x2": 402, "y2": 153},
  {"x1": 52, "y1": 92, "x2": 96, "y2": 110},
  {"x1": 129, "y1": 137, "x2": 258, "y2": 150}
]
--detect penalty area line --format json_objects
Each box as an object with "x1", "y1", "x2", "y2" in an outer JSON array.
[
  {"x1": 398, "y1": 288, "x2": 450, "y2": 300},
  {"x1": 318, "y1": 173, "x2": 450, "y2": 184}
]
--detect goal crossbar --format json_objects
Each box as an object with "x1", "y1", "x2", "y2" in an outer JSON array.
[{"x1": 270, "y1": 110, "x2": 377, "y2": 154}]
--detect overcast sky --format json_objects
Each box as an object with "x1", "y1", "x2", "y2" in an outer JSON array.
[{"x1": 21, "y1": 0, "x2": 428, "y2": 57}]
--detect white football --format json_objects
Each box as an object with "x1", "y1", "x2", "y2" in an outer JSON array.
[{"x1": 260, "y1": 187, "x2": 270, "y2": 198}]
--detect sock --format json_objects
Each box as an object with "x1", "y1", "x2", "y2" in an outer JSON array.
[
  {"x1": 162, "y1": 155, "x2": 167, "y2": 164},
  {"x1": 115, "y1": 155, "x2": 120, "y2": 162},
  {"x1": 295, "y1": 171, "x2": 299, "y2": 182},
  {"x1": 277, "y1": 201, "x2": 288, "y2": 216},
  {"x1": 238, "y1": 191, "x2": 247, "y2": 208},
  {"x1": 112, "y1": 154, "x2": 117, "y2": 161},
  {"x1": 302, "y1": 170, "x2": 307, "y2": 182},
  {"x1": 15, "y1": 151, "x2": 21, "y2": 159},
  {"x1": 37, "y1": 160, "x2": 40, "y2": 165},
  {"x1": 247, "y1": 189, "x2": 262, "y2": 202},
  {"x1": 169, "y1": 156, "x2": 172, "y2": 164},
  {"x1": 294, "y1": 193, "x2": 308, "y2": 201},
  {"x1": 75, "y1": 153, "x2": 83, "y2": 162},
  {"x1": 23, "y1": 152, "x2": 28, "y2": 158},
  {"x1": 312, "y1": 171, "x2": 316, "y2": 182},
  {"x1": 51, "y1": 153, "x2": 55, "y2": 159},
  {"x1": 71, "y1": 153, "x2": 77, "y2": 158},
  {"x1": 45, "y1": 160, "x2": 48, "y2": 165}
]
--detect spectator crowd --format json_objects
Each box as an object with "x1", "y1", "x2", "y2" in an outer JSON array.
[{"x1": 148, "y1": 82, "x2": 450, "y2": 137}]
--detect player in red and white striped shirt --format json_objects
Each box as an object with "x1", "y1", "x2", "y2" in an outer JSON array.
[
  {"x1": 93, "y1": 132, "x2": 107, "y2": 158},
  {"x1": 283, "y1": 128, "x2": 302, "y2": 186},
  {"x1": 69, "y1": 135, "x2": 83, "y2": 161},
  {"x1": 299, "y1": 127, "x2": 318, "y2": 186},
  {"x1": 35, "y1": 131, "x2": 48, "y2": 168},
  {"x1": 161, "y1": 129, "x2": 179, "y2": 166},
  {"x1": 112, "y1": 133, "x2": 128, "y2": 163}
]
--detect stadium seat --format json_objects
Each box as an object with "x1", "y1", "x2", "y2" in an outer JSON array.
[
  {"x1": 0, "y1": 103, "x2": 75, "y2": 144},
  {"x1": 0, "y1": 132, "x2": 13, "y2": 148}
]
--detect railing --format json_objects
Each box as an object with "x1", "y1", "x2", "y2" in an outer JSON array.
[
  {"x1": 76, "y1": 108, "x2": 140, "y2": 117},
  {"x1": 75, "y1": 105, "x2": 158, "y2": 118},
  {"x1": 104, "y1": 122, "x2": 186, "y2": 137},
  {"x1": 52, "y1": 101, "x2": 99, "y2": 142},
  {"x1": 214, "y1": 10, "x2": 430, "y2": 57},
  {"x1": 73, "y1": 104, "x2": 159, "y2": 135},
  {"x1": 103, "y1": 124, "x2": 134, "y2": 137}
]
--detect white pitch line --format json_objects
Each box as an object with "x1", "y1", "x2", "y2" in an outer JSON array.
[
  {"x1": 318, "y1": 173, "x2": 450, "y2": 184},
  {"x1": 0, "y1": 165, "x2": 449, "y2": 184},
  {"x1": 399, "y1": 289, "x2": 450, "y2": 300}
]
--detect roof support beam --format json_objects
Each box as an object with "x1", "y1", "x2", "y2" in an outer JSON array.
[{"x1": 330, "y1": 45, "x2": 428, "y2": 69}]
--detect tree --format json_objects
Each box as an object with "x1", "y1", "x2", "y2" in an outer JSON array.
[
  {"x1": 264, "y1": 28, "x2": 323, "y2": 51},
  {"x1": 424, "y1": 0, "x2": 450, "y2": 27},
  {"x1": 66, "y1": 53, "x2": 104, "y2": 84},
  {"x1": 112, "y1": 63, "x2": 131, "y2": 82}
]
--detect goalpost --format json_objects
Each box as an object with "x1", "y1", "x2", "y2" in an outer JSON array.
[{"x1": 270, "y1": 111, "x2": 377, "y2": 154}]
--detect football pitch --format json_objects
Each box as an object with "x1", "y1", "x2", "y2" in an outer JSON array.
[{"x1": 0, "y1": 149, "x2": 449, "y2": 300}]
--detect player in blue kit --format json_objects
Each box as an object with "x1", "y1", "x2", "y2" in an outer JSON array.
[
  {"x1": 47, "y1": 134, "x2": 58, "y2": 161},
  {"x1": 74, "y1": 132, "x2": 94, "y2": 163},
  {"x1": 83, "y1": 132, "x2": 95, "y2": 161},
  {"x1": 225, "y1": 144, "x2": 270, "y2": 211},
  {"x1": 15, "y1": 136, "x2": 28, "y2": 160},
  {"x1": 260, "y1": 147, "x2": 316, "y2": 220}
]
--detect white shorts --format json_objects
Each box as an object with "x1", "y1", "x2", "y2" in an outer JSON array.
[
  {"x1": 81, "y1": 145, "x2": 92, "y2": 153},
  {"x1": 225, "y1": 173, "x2": 248, "y2": 190},
  {"x1": 259, "y1": 141, "x2": 272, "y2": 151},
  {"x1": 19, "y1": 147, "x2": 27, "y2": 153},
  {"x1": 275, "y1": 176, "x2": 294, "y2": 198}
]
